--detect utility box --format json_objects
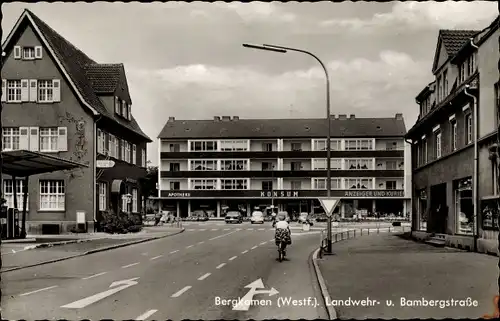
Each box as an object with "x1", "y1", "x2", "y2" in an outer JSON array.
[{"x1": 76, "y1": 211, "x2": 87, "y2": 232}]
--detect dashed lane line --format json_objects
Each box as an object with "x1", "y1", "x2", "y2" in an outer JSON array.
[
  {"x1": 186, "y1": 245, "x2": 194, "y2": 248},
  {"x1": 223, "y1": 228, "x2": 230, "y2": 230},
  {"x1": 170, "y1": 250, "x2": 179, "y2": 254},
  {"x1": 258, "y1": 228, "x2": 265, "y2": 231},
  {"x1": 241, "y1": 250, "x2": 248, "y2": 254},
  {"x1": 248, "y1": 228, "x2": 254, "y2": 231},
  {"x1": 171, "y1": 286, "x2": 192, "y2": 298},
  {"x1": 135, "y1": 309, "x2": 158, "y2": 320},
  {"x1": 228, "y1": 256, "x2": 237, "y2": 261},
  {"x1": 199, "y1": 229, "x2": 206, "y2": 231},
  {"x1": 20, "y1": 285, "x2": 58, "y2": 297},
  {"x1": 198, "y1": 241, "x2": 205, "y2": 244},
  {"x1": 209, "y1": 231, "x2": 237, "y2": 241},
  {"x1": 211, "y1": 228, "x2": 218, "y2": 231},
  {"x1": 216, "y1": 263, "x2": 226, "y2": 269},
  {"x1": 150, "y1": 255, "x2": 163, "y2": 260},
  {"x1": 82, "y1": 272, "x2": 107, "y2": 280},
  {"x1": 251, "y1": 245, "x2": 258, "y2": 250},
  {"x1": 198, "y1": 273, "x2": 211, "y2": 281},
  {"x1": 260, "y1": 241, "x2": 267, "y2": 245},
  {"x1": 122, "y1": 262, "x2": 140, "y2": 269}
]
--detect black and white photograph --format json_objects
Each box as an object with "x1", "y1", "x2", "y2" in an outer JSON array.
[{"x1": 0, "y1": 1, "x2": 499, "y2": 320}]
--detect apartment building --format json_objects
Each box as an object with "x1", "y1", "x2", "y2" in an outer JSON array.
[
  {"x1": 156, "y1": 114, "x2": 410, "y2": 219},
  {"x1": 1, "y1": 9, "x2": 151, "y2": 234},
  {"x1": 405, "y1": 16, "x2": 499, "y2": 254}
]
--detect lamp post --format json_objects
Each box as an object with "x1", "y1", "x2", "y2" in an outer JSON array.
[{"x1": 243, "y1": 43, "x2": 333, "y2": 253}]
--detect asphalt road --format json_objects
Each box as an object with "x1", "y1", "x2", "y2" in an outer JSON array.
[{"x1": 2, "y1": 222, "x2": 328, "y2": 320}]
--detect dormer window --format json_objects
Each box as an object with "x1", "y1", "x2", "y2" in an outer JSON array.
[
  {"x1": 467, "y1": 52, "x2": 476, "y2": 76},
  {"x1": 114, "y1": 96, "x2": 120, "y2": 114},
  {"x1": 121, "y1": 100, "x2": 127, "y2": 118},
  {"x1": 127, "y1": 104, "x2": 131, "y2": 121},
  {"x1": 22, "y1": 47, "x2": 35, "y2": 60}
]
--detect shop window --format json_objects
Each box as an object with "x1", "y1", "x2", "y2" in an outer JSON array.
[
  {"x1": 455, "y1": 178, "x2": 473, "y2": 235},
  {"x1": 417, "y1": 189, "x2": 427, "y2": 231},
  {"x1": 481, "y1": 198, "x2": 499, "y2": 230}
]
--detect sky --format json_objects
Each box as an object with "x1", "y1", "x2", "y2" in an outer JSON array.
[{"x1": 2, "y1": 1, "x2": 499, "y2": 166}]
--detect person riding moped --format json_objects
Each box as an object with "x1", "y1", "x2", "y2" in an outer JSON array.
[{"x1": 274, "y1": 213, "x2": 292, "y2": 256}]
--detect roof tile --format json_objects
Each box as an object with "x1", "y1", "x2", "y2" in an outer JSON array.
[{"x1": 440, "y1": 29, "x2": 479, "y2": 57}]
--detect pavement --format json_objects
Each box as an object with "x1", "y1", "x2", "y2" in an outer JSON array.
[
  {"x1": 1, "y1": 222, "x2": 328, "y2": 320},
  {"x1": 316, "y1": 233, "x2": 498, "y2": 319}
]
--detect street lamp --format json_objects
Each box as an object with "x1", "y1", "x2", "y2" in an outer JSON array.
[{"x1": 243, "y1": 43, "x2": 333, "y2": 253}]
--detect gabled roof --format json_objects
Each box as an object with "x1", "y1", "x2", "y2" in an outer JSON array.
[
  {"x1": 415, "y1": 81, "x2": 436, "y2": 103},
  {"x1": 431, "y1": 30, "x2": 479, "y2": 73},
  {"x1": 2, "y1": 9, "x2": 151, "y2": 142},
  {"x1": 85, "y1": 63, "x2": 124, "y2": 94},
  {"x1": 157, "y1": 116, "x2": 407, "y2": 139}
]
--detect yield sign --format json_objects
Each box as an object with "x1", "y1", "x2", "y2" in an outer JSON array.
[{"x1": 319, "y1": 198, "x2": 341, "y2": 217}]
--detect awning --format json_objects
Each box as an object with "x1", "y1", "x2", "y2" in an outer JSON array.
[
  {"x1": 2, "y1": 150, "x2": 88, "y2": 177},
  {"x1": 111, "y1": 179, "x2": 124, "y2": 194}
]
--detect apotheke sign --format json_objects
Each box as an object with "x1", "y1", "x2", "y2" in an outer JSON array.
[{"x1": 162, "y1": 190, "x2": 405, "y2": 198}]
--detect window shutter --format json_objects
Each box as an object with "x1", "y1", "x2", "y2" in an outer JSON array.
[
  {"x1": 57, "y1": 127, "x2": 68, "y2": 151},
  {"x1": 29, "y1": 80, "x2": 37, "y2": 102},
  {"x1": 52, "y1": 79, "x2": 61, "y2": 102},
  {"x1": 1, "y1": 79, "x2": 6, "y2": 102},
  {"x1": 34, "y1": 46, "x2": 42, "y2": 59},
  {"x1": 21, "y1": 79, "x2": 29, "y2": 102},
  {"x1": 14, "y1": 46, "x2": 21, "y2": 59},
  {"x1": 29, "y1": 127, "x2": 39, "y2": 151},
  {"x1": 19, "y1": 127, "x2": 30, "y2": 150}
]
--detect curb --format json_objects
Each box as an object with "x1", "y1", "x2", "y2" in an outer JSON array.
[
  {"x1": 2, "y1": 238, "x2": 36, "y2": 244},
  {"x1": 312, "y1": 248, "x2": 337, "y2": 320},
  {"x1": 1, "y1": 228, "x2": 185, "y2": 273},
  {"x1": 23, "y1": 238, "x2": 101, "y2": 250}
]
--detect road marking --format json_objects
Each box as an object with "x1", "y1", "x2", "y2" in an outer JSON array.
[
  {"x1": 82, "y1": 272, "x2": 107, "y2": 280},
  {"x1": 223, "y1": 228, "x2": 230, "y2": 230},
  {"x1": 62, "y1": 278, "x2": 139, "y2": 309},
  {"x1": 211, "y1": 228, "x2": 218, "y2": 231},
  {"x1": 260, "y1": 241, "x2": 267, "y2": 245},
  {"x1": 122, "y1": 262, "x2": 140, "y2": 269},
  {"x1": 198, "y1": 273, "x2": 211, "y2": 281},
  {"x1": 216, "y1": 263, "x2": 226, "y2": 269},
  {"x1": 20, "y1": 285, "x2": 58, "y2": 297},
  {"x1": 259, "y1": 228, "x2": 265, "y2": 231},
  {"x1": 229, "y1": 256, "x2": 237, "y2": 261},
  {"x1": 135, "y1": 309, "x2": 158, "y2": 320},
  {"x1": 269, "y1": 238, "x2": 274, "y2": 242},
  {"x1": 241, "y1": 250, "x2": 248, "y2": 254},
  {"x1": 209, "y1": 231, "x2": 236, "y2": 241},
  {"x1": 198, "y1": 241, "x2": 205, "y2": 244},
  {"x1": 170, "y1": 250, "x2": 179, "y2": 254},
  {"x1": 171, "y1": 286, "x2": 192, "y2": 298},
  {"x1": 150, "y1": 255, "x2": 163, "y2": 260},
  {"x1": 247, "y1": 228, "x2": 254, "y2": 231},
  {"x1": 187, "y1": 229, "x2": 195, "y2": 231},
  {"x1": 251, "y1": 245, "x2": 258, "y2": 250},
  {"x1": 200, "y1": 229, "x2": 206, "y2": 231},
  {"x1": 141, "y1": 252, "x2": 148, "y2": 255},
  {"x1": 232, "y1": 278, "x2": 279, "y2": 311},
  {"x1": 186, "y1": 245, "x2": 194, "y2": 248}
]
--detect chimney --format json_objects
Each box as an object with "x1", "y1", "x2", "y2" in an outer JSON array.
[
  {"x1": 168, "y1": 116, "x2": 175, "y2": 122},
  {"x1": 221, "y1": 116, "x2": 231, "y2": 121},
  {"x1": 338, "y1": 114, "x2": 347, "y2": 120},
  {"x1": 232, "y1": 116, "x2": 239, "y2": 120},
  {"x1": 395, "y1": 113, "x2": 403, "y2": 120},
  {"x1": 214, "y1": 116, "x2": 221, "y2": 121},
  {"x1": 349, "y1": 114, "x2": 355, "y2": 120}
]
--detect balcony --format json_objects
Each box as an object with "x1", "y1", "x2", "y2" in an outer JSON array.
[{"x1": 160, "y1": 169, "x2": 404, "y2": 178}]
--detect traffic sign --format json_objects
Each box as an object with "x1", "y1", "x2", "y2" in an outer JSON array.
[
  {"x1": 96, "y1": 160, "x2": 115, "y2": 168},
  {"x1": 319, "y1": 198, "x2": 341, "y2": 217}
]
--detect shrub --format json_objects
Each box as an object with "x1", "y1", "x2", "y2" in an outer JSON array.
[{"x1": 100, "y1": 210, "x2": 143, "y2": 234}]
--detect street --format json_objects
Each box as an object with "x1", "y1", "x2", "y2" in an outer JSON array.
[{"x1": 1, "y1": 222, "x2": 328, "y2": 320}]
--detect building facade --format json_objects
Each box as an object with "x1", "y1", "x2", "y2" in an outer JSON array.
[
  {"x1": 405, "y1": 16, "x2": 499, "y2": 254},
  {"x1": 156, "y1": 114, "x2": 411, "y2": 219},
  {"x1": 1, "y1": 9, "x2": 151, "y2": 234}
]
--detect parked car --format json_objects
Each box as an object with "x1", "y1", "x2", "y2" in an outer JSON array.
[
  {"x1": 191, "y1": 210, "x2": 209, "y2": 221},
  {"x1": 316, "y1": 213, "x2": 328, "y2": 222},
  {"x1": 250, "y1": 211, "x2": 265, "y2": 224},
  {"x1": 225, "y1": 211, "x2": 243, "y2": 224}
]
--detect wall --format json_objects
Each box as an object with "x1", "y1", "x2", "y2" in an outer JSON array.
[
  {"x1": 282, "y1": 139, "x2": 311, "y2": 151},
  {"x1": 2, "y1": 24, "x2": 95, "y2": 231},
  {"x1": 282, "y1": 178, "x2": 311, "y2": 190},
  {"x1": 249, "y1": 139, "x2": 277, "y2": 152},
  {"x1": 160, "y1": 178, "x2": 188, "y2": 190},
  {"x1": 249, "y1": 159, "x2": 277, "y2": 170},
  {"x1": 160, "y1": 140, "x2": 189, "y2": 152}
]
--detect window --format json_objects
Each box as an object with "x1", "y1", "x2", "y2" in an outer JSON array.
[
  {"x1": 312, "y1": 159, "x2": 342, "y2": 170},
  {"x1": 385, "y1": 141, "x2": 399, "y2": 151},
  {"x1": 465, "y1": 114, "x2": 472, "y2": 144},
  {"x1": 132, "y1": 188, "x2": 138, "y2": 213},
  {"x1": 467, "y1": 53, "x2": 476, "y2": 76},
  {"x1": 220, "y1": 140, "x2": 248, "y2": 151},
  {"x1": 2, "y1": 127, "x2": 20, "y2": 151},
  {"x1": 345, "y1": 139, "x2": 373, "y2": 151},
  {"x1": 459, "y1": 62, "x2": 466, "y2": 83},
  {"x1": 263, "y1": 143, "x2": 273, "y2": 152},
  {"x1": 191, "y1": 179, "x2": 217, "y2": 190},
  {"x1": 122, "y1": 195, "x2": 128, "y2": 213},
  {"x1": 435, "y1": 131, "x2": 442, "y2": 159},
  {"x1": 3, "y1": 179, "x2": 28, "y2": 209},
  {"x1": 190, "y1": 140, "x2": 218, "y2": 151},
  {"x1": 495, "y1": 83, "x2": 500, "y2": 128},
  {"x1": 22, "y1": 47, "x2": 35, "y2": 60},
  {"x1": 169, "y1": 163, "x2": 180, "y2": 171},
  {"x1": 290, "y1": 162, "x2": 302, "y2": 171},
  {"x1": 313, "y1": 178, "x2": 341, "y2": 190},
  {"x1": 220, "y1": 179, "x2": 248, "y2": 190},
  {"x1": 422, "y1": 137, "x2": 428, "y2": 164},
  {"x1": 386, "y1": 181, "x2": 397, "y2": 190},
  {"x1": 313, "y1": 139, "x2": 341, "y2": 151},
  {"x1": 442, "y1": 70, "x2": 448, "y2": 97},
  {"x1": 345, "y1": 178, "x2": 372, "y2": 189},
  {"x1": 262, "y1": 162, "x2": 274, "y2": 171},
  {"x1": 345, "y1": 159, "x2": 373, "y2": 170},
  {"x1": 97, "y1": 130, "x2": 105, "y2": 154},
  {"x1": 221, "y1": 159, "x2": 247, "y2": 171},
  {"x1": 98, "y1": 182, "x2": 107, "y2": 211},
  {"x1": 38, "y1": 80, "x2": 54, "y2": 102},
  {"x1": 291, "y1": 181, "x2": 302, "y2": 190},
  {"x1": 132, "y1": 144, "x2": 136, "y2": 165},
  {"x1": 121, "y1": 100, "x2": 127, "y2": 118},
  {"x1": 262, "y1": 181, "x2": 273, "y2": 190},
  {"x1": 7, "y1": 80, "x2": 21, "y2": 102},
  {"x1": 125, "y1": 141, "x2": 131, "y2": 162},
  {"x1": 109, "y1": 135, "x2": 117, "y2": 158},
  {"x1": 170, "y1": 144, "x2": 180, "y2": 152},
  {"x1": 291, "y1": 143, "x2": 302, "y2": 151},
  {"x1": 451, "y1": 120, "x2": 457, "y2": 151},
  {"x1": 190, "y1": 160, "x2": 217, "y2": 171},
  {"x1": 114, "y1": 97, "x2": 121, "y2": 114},
  {"x1": 384, "y1": 160, "x2": 397, "y2": 170},
  {"x1": 455, "y1": 179, "x2": 473, "y2": 235},
  {"x1": 170, "y1": 181, "x2": 180, "y2": 190},
  {"x1": 39, "y1": 180, "x2": 65, "y2": 211},
  {"x1": 39, "y1": 127, "x2": 58, "y2": 152},
  {"x1": 142, "y1": 148, "x2": 146, "y2": 167},
  {"x1": 437, "y1": 75, "x2": 442, "y2": 101}
]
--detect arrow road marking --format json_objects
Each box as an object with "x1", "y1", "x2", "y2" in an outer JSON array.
[
  {"x1": 20, "y1": 285, "x2": 58, "y2": 297},
  {"x1": 135, "y1": 309, "x2": 158, "y2": 320},
  {"x1": 232, "y1": 278, "x2": 279, "y2": 311},
  {"x1": 171, "y1": 285, "x2": 191, "y2": 298},
  {"x1": 61, "y1": 278, "x2": 139, "y2": 309}
]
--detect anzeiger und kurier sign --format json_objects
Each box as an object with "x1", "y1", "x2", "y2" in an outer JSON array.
[{"x1": 160, "y1": 190, "x2": 405, "y2": 198}]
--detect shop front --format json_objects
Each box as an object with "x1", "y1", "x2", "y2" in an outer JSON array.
[
  {"x1": 416, "y1": 189, "x2": 428, "y2": 231},
  {"x1": 454, "y1": 177, "x2": 473, "y2": 235}
]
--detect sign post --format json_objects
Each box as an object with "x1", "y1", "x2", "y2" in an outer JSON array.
[{"x1": 319, "y1": 198, "x2": 341, "y2": 254}]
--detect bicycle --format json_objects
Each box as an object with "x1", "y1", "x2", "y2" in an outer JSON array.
[{"x1": 277, "y1": 240, "x2": 286, "y2": 262}]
